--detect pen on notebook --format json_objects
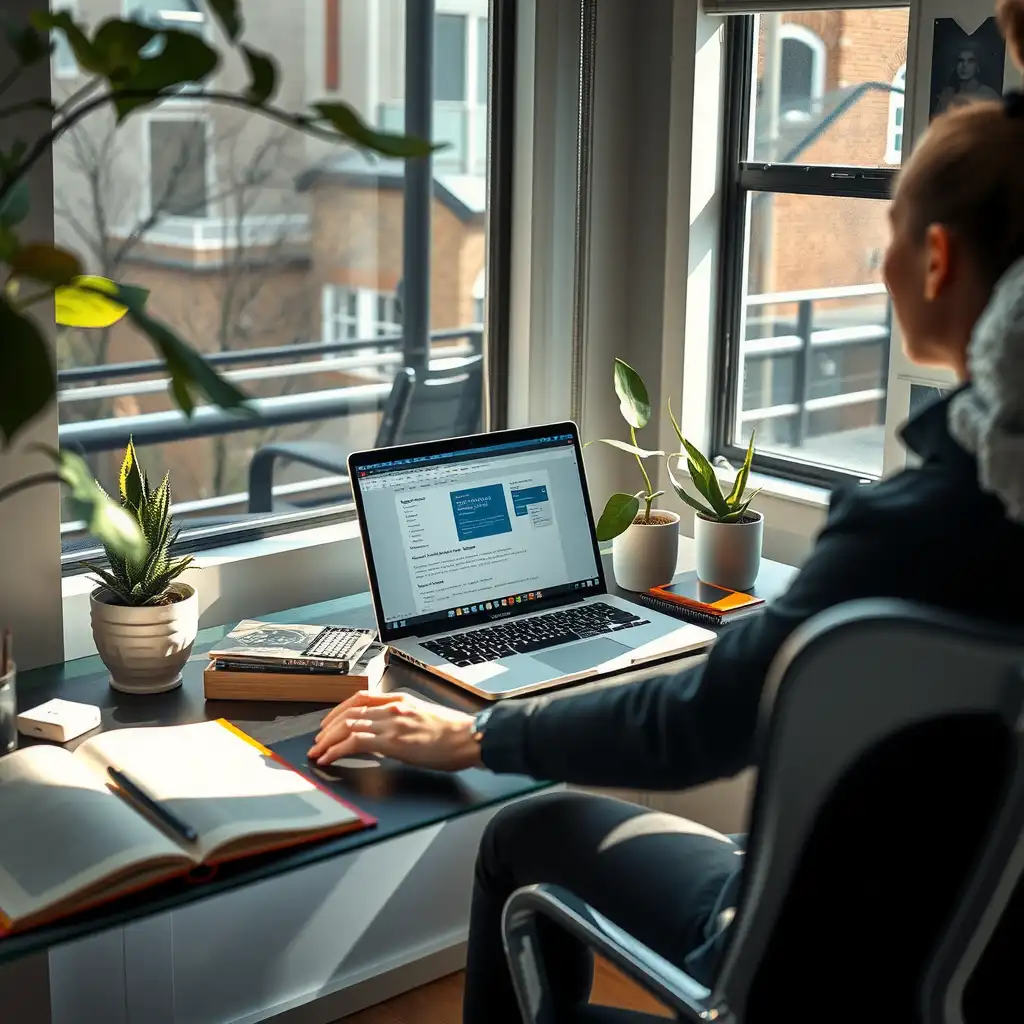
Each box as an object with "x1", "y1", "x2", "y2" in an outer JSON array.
[{"x1": 107, "y1": 766, "x2": 198, "y2": 844}]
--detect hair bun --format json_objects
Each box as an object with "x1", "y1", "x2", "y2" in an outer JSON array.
[{"x1": 998, "y1": 0, "x2": 1024, "y2": 70}]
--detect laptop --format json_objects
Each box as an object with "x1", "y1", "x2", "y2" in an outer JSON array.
[{"x1": 348, "y1": 423, "x2": 716, "y2": 699}]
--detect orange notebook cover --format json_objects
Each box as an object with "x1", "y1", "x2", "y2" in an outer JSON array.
[
  {"x1": 646, "y1": 571, "x2": 765, "y2": 622},
  {"x1": 0, "y1": 720, "x2": 375, "y2": 936}
]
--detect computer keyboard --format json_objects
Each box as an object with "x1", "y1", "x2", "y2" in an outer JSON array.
[{"x1": 421, "y1": 602, "x2": 649, "y2": 666}]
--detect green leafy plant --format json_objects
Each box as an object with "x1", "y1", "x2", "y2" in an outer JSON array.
[
  {"x1": 81, "y1": 440, "x2": 193, "y2": 606},
  {"x1": 0, "y1": 0, "x2": 438, "y2": 557},
  {"x1": 667, "y1": 402, "x2": 759, "y2": 523},
  {"x1": 588, "y1": 359, "x2": 666, "y2": 542}
]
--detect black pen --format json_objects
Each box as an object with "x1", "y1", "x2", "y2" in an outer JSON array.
[{"x1": 107, "y1": 766, "x2": 199, "y2": 844}]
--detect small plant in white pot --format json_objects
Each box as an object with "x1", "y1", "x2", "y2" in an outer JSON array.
[
  {"x1": 83, "y1": 442, "x2": 197, "y2": 695},
  {"x1": 667, "y1": 411, "x2": 763, "y2": 591},
  {"x1": 588, "y1": 359, "x2": 678, "y2": 592}
]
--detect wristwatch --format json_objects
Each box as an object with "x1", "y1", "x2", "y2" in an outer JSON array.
[{"x1": 472, "y1": 706, "x2": 495, "y2": 743}]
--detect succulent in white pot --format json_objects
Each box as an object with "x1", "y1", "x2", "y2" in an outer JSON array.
[
  {"x1": 668, "y1": 414, "x2": 763, "y2": 592},
  {"x1": 588, "y1": 359, "x2": 678, "y2": 592},
  {"x1": 83, "y1": 441, "x2": 197, "y2": 694}
]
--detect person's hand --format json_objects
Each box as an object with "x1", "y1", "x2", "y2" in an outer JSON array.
[{"x1": 307, "y1": 691, "x2": 482, "y2": 772}]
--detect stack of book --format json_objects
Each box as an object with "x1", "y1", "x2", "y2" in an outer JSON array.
[{"x1": 203, "y1": 620, "x2": 387, "y2": 702}]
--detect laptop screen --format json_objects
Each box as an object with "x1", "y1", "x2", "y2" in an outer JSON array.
[{"x1": 352, "y1": 428, "x2": 604, "y2": 639}]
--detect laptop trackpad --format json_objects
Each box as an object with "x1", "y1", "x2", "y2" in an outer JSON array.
[{"x1": 534, "y1": 637, "x2": 631, "y2": 673}]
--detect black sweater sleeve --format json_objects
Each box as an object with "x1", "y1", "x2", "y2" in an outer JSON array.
[{"x1": 479, "y1": 486, "x2": 897, "y2": 790}]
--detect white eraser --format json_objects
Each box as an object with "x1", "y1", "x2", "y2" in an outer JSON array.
[{"x1": 17, "y1": 699, "x2": 102, "y2": 743}]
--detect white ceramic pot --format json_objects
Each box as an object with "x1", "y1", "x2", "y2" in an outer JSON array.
[
  {"x1": 611, "y1": 510, "x2": 680, "y2": 592},
  {"x1": 90, "y1": 582, "x2": 198, "y2": 694},
  {"x1": 694, "y1": 510, "x2": 764, "y2": 591}
]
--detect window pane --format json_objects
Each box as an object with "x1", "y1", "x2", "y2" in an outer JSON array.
[
  {"x1": 750, "y1": 9, "x2": 910, "y2": 166},
  {"x1": 478, "y1": 18, "x2": 489, "y2": 105},
  {"x1": 52, "y1": 0, "x2": 492, "y2": 556},
  {"x1": 435, "y1": 13, "x2": 467, "y2": 102},
  {"x1": 735, "y1": 192, "x2": 891, "y2": 477}
]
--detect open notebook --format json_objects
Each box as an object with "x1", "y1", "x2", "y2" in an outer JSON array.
[{"x1": 0, "y1": 720, "x2": 374, "y2": 933}]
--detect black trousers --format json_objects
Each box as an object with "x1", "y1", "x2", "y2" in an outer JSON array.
[{"x1": 463, "y1": 790, "x2": 744, "y2": 1024}]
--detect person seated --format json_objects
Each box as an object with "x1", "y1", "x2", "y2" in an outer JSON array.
[{"x1": 309, "y1": 2, "x2": 1024, "y2": 1020}]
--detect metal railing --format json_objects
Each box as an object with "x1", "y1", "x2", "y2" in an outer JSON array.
[{"x1": 736, "y1": 283, "x2": 891, "y2": 448}]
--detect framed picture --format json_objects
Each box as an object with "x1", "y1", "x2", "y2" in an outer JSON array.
[{"x1": 929, "y1": 16, "x2": 1005, "y2": 120}]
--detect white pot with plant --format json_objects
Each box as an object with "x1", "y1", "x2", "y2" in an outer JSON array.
[
  {"x1": 83, "y1": 442, "x2": 197, "y2": 695},
  {"x1": 589, "y1": 359, "x2": 678, "y2": 592},
  {"x1": 668, "y1": 416, "x2": 763, "y2": 592}
]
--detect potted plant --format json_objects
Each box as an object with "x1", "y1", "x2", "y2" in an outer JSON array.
[
  {"x1": 667, "y1": 409, "x2": 763, "y2": 591},
  {"x1": 82, "y1": 441, "x2": 197, "y2": 694},
  {"x1": 589, "y1": 359, "x2": 677, "y2": 592}
]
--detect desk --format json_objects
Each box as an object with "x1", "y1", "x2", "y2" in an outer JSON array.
[{"x1": 3, "y1": 549, "x2": 795, "y2": 1023}]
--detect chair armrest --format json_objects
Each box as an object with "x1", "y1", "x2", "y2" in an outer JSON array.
[
  {"x1": 502, "y1": 884, "x2": 726, "y2": 1023},
  {"x1": 248, "y1": 441, "x2": 355, "y2": 513}
]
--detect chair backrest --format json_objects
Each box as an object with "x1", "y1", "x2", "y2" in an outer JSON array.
[
  {"x1": 374, "y1": 354, "x2": 484, "y2": 449},
  {"x1": 711, "y1": 600, "x2": 1024, "y2": 1023}
]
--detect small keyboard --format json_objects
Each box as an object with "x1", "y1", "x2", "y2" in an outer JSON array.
[
  {"x1": 306, "y1": 627, "x2": 374, "y2": 661},
  {"x1": 421, "y1": 602, "x2": 648, "y2": 666}
]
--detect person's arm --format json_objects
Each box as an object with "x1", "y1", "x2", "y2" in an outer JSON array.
[{"x1": 479, "y1": 487, "x2": 895, "y2": 790}]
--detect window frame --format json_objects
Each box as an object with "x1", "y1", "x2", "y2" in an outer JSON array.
[
  {"x1": 885, "y1": 64, "x2": 906, "y2": 165},
  {"x1": 712, "y1": 14, "x2": 898, "y2": 490},
  {"x1": 141, "y1": 111, "x2": 215, "y2": 222},
  {"x1": 58, "y1": 0, "x2": 517, "y2": 573},
  {"x1": 778, "y1": 22, "x2": 826, "y2": 120}
]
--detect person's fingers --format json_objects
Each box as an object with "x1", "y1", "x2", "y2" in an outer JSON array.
[
  {"x1": 316, "y1": 732, "x2": 378, "y2": 765},
  {"x1": 318, "y1": 692, "x2": 403, "y2": 735}
]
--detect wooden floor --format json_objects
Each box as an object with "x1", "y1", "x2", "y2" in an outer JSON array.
[{"x1": 339, "y1": 959, "x2": 671, "y2": 1023}]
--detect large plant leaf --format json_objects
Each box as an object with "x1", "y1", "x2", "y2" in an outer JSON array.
[
  {"x1": 242, "y1": 45, "x2": 276, "y2": 104},
  {"x1": 9, "y1": 243, "x2": 82, "y2": 286},
  {"x1": 0, "y1": 298, "x2": 54, "y2": 447},
  {"x1": 613, "y1": 358, "x2": 651, "y2": 430},
  {"x1": 111, "y1": 28, "x2": 219, "y2": 120},
  {"x1": 4, "y1": 22, "x2": 50, "y2": 64},
  {"x1": 590, "y1": 438, "x2": 664, "y2": 458},
  {"x1": 35, "y1": 446, "x2": 147, "y2": 561},
  {"x1": 667, "y1": 400, "x2": 728, "y2": 516},
  {"x1": 725, "y1": 430, "x2": 756, "y2": 508},
  {"x1": 55, "y1": 275, "x2": 133, "y2": 328},
  {"x1": 0, "y1": 179, "x2": 30, "y2": 228},
  {"x1": 206, "y1": 0, "x2": 243, "y2": 42},
  {"x1": 595, "y1": 492, "x2": 641, "y2": 542},
  {"x1": 91, "y1": 18, "x2": 157, "y2": 82},
  {"x1": 666, "y1": 459, "x2": 717, "y2": 519},
  {"x1": 118, "y1": 437, "x2": 146, "y2": 510},
  {"x1": 113, "y1": 289, "x2": 251, "y2": 415},
  {"x1": 311, "y1": 102, "x2": 437, "y2": 157},
  {"x1": 30, "y1": 11, "x2": 104, "y2": 73}
]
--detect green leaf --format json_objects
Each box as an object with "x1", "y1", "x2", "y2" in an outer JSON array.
[
  {"x1": 613, "y1": 358, "x2": 651, "y2": 430},
  {"x1": 0, "y1": 224, "x2": 19, "y2": 262},
  {"x1": 111, "y1": 286, "x2": 251, "y2": 416},
  {"x1": 726, "y1": 430, "x2": 755, "y2": 508},
  {"x1": 31, "y1": 11, "x2": 104, "y2": 73},
  {"x1": 649, "y1": 490, "x2": 665, "y2": 501},
  {"x1": 81, "y1": 560, "x2": 130, "y2": 601},
  {"x1": 91, "y1": 18, "x2": 157, "y2": 82},
  {"x1": 242, "y1": 45, "x2": 276, "y2": 104},
  {"x1": 9, "y1": 243, "x2": 82, "y2": 286},
  {"x1": 0, "y1": 179, "x2": 30, "y2": 228},
  {"x1": 311, "y1": 102, "x2": 438, "y2": 157},
  {"x1": 592, "y1": 438, "x2": 664, "y2": 458},
  {"x1": 118, "y1": 438, "x2": 146, "y2": 510},
  {"x1": 685, "y1": 454, "x2": 729, "y2": 517},
  {"x1": 666, "y1": 459, "x2": 717, "y2": 519},
  {"x1": 4, "y1": 22, "x2": 50, "y2": 64},
  {"x1": 111, "y1": 28, "x2": 219, "y2": 120},
  {"x1": 206, "y1": 0, "x2": 243, "y2": 41},
  {"x1": 0, "y1": 298, "x2": 54, "y2": 446},
  {"x1": 36, "y1": 447, "x2": 147, "y2": 562},
  {"x1": 595, "y1": 492, "x2": 641, "y2": 543}
]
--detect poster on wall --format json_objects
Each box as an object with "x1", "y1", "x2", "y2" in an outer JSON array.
[{"x1": 929, "y1": 16, "x2": 1006, "y2": 120}]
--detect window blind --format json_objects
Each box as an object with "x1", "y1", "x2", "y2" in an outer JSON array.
[{"x1": 703, "y1": 0, "x2": 909, "y2": 13}]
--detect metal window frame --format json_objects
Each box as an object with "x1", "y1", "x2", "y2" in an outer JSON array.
[
  {"x1": 62, "y1": 0, "x2": 517, "y2": 572},
  {"x1": 713, "y1": 14, "x2": 898, "y2": 490}
]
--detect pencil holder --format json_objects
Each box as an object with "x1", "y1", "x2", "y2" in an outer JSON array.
[{"x1": 0, "y1": 663, "x2": 16, "y2": 756}]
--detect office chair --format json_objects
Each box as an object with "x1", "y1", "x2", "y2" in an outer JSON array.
[
  {"x1": 247, "y1": 354, "x2": 484, "y2": 512},
  {"x1": 503, "y1": 600, "x2": 1024, "y2": 1023}
]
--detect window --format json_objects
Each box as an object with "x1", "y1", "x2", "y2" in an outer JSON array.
[
  {"x1": 717, "y1": 9, "x2": 910, "y2": 485},
  {"x1": 885, "y1": 64, "x2": 906, "y2": 164},
  {"x1": 52, "y1": 0, "x2": 500, "y2": 563},
  {"x1": 51, "y1": 0, "x2": 78, "y2": 78},
  {"x1": 146, "y1": 117, "x2": 210, "y2": 218}
]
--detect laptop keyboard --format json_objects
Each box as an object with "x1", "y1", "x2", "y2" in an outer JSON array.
[{"x1": 421, "y1": 602, "x2": 649, "y2": 666}]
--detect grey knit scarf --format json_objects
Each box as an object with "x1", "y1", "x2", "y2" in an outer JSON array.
[{"x1": 948, "y1": 256, "x2": 1024, "y2": 523}]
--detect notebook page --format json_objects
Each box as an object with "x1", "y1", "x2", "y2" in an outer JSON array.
[
  {"x1": 76, "y1": 722, "x2": 358, "y2": 861},
  {"x1": 0, "y1": 746, "x2": 185, "y2": 927}
]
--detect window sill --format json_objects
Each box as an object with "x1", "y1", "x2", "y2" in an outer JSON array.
[
  {"x1": 62, "y1": 519, "x2": 370, "y2": 661},
  {"x1": 744, "y1": 469, "x2": 831, "y2": 510}
]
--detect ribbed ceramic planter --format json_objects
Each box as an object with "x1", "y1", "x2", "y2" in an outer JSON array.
[
  {"x1": 90, "y1": 583, "x2": 198, "y2": 694},
  {"x1": 611, "y1": 510, "x2": 680, "y2": 592},
  {"x1": 694, "y1": 511, "x2": 764, "y2": 591}
]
